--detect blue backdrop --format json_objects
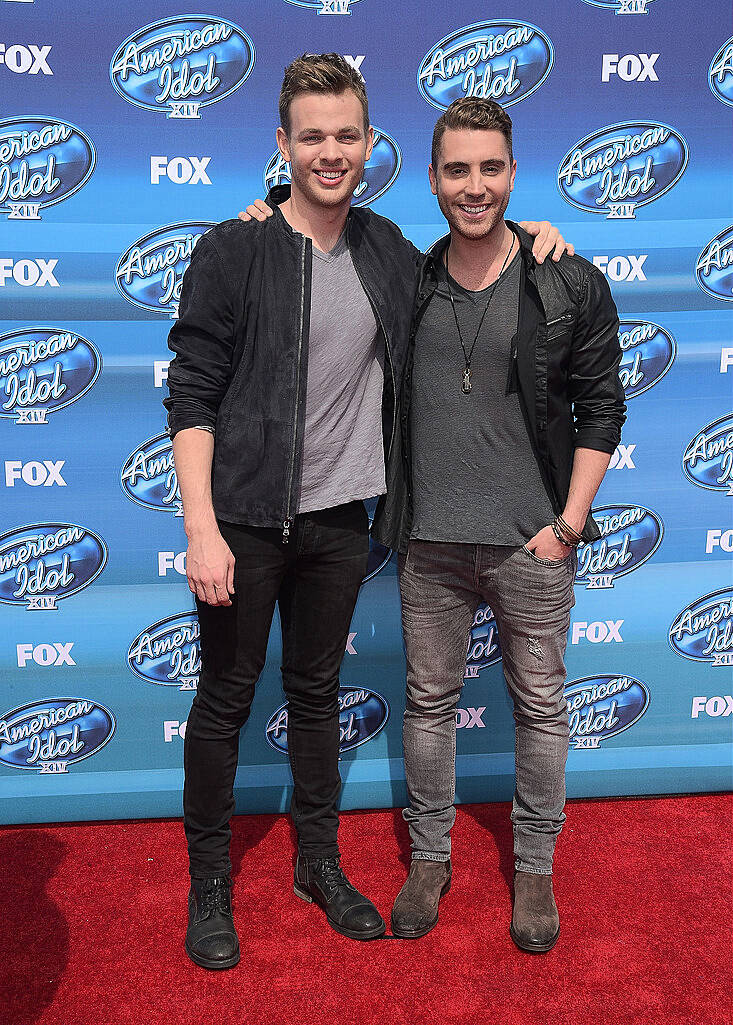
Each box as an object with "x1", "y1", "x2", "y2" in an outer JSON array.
[{"x1": 1, "y1": 0, "x2": 731, "y2": 825}]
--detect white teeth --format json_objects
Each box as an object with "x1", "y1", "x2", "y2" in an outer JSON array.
[
  {"x1": 317, "y1": 171, "x2": 344, "y2": 179},
  {"x1": 461, "y1": 204, "x2": 488, "y2": 213}
]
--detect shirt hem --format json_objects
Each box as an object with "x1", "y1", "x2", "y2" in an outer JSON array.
[{"x1": 297, "y1": 489, "x2": 387, "y2": 515}]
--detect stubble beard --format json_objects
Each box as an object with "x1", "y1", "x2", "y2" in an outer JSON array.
[{"x1": 437, "y1": 186, "x2": 511, "y2": 243}]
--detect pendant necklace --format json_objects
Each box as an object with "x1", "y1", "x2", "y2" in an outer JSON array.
[{"x1": 446, "y1": 233, "x2": 515, "y2": 394}]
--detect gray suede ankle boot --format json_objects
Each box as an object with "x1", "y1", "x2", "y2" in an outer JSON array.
[{"x1": 391, "y1": 859, "x2": 452, "y2": 939}]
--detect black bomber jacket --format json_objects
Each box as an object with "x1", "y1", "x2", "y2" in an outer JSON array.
[
  {"x1": 163, "y1": 187, "x2": 419, "y2": 532},
  {"x1": 371, "y1": 222, "x2": 627, "y2": 552}
]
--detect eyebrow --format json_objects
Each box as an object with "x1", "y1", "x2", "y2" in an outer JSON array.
[
  {"x1": 442, "y1": 158, "x2": 506, "y2": 171},
  {"x1": 297, "y1": 124, "x2": 362, "y2": 137}
]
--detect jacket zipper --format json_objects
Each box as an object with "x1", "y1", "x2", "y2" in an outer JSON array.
[
  {"x1": 546, "y1": 311, "x2": 573, "y2": 328},
  {"x1": 283, "y1": 233, "x2": 307, "y2": 543},
  {"x1": 506, "y1": 338, "x2": 519, "y2": 395},
  {"x1": 349, "y1": 234, "x2": 397, "y2": 458}
]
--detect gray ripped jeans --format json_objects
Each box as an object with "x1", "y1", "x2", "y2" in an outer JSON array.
[{"x1": 399, "y1": 541, "x2": 576, "y2": 875}]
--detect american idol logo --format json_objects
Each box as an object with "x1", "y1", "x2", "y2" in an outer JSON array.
[
  {"x1": 618, "y1": 320, "x2": 676, "y2": 400},
  {"x1": 565, "y1": 675, "x2": 649, "y2": 750},
  {"x1": 266, "y1": 686, "x2": 388, "y2": 755},
  {"x1": 669, "y1": 588, "x2": 733, "y2": 668},
  {"x1": 709, "y1": 37, "x2": 733, "y2": 106},
  {"x1": 0, "y1": 698, "x2": 115, "y2": 774},
  {"x1": 576, "y1": 505, "x2": 663, "y2": 589},
  {"x1": 0, "y1": 328, "x2": 101, "y2": 425},
  {"x1": 115, "y1": 222, "x2": 214, "y2": 317},
  {"x1": 0, "y1": 117, "x2": 95, "y2": 220},
  {"x1": 128, "y1": 612, "x2": 200, "y2": 690},
  {"x1": 283, "y1": 0, "x2": 362, "y2": 12},
  {"x1": 418, "y1": 21, "x2": 554, "y2": 110},
  {"x1": 465, "y1": 603, "x2": 502, "y2": 679},
  {"x1": 682, "y1": 414, "x2": 733, "y2": 495},
  {"x1": 121, "y1": 432, "x2": 181, "y2": 515},
  {"x1": 110, "y1": 17, "x2": 254, "y2": 119},
  {"x1": 0, "y1": 523, "x2": 107, "y2": 611},
  {"x1": 696, "y1": 226, "x2": 733, "y2": 302},
  {"x1": 579, "y1": 0, "x2": 655, "y2": 12},
  {"x1": 263, "y1": 127, "x2": 401, "y2": 208},
  {"x1": 558, "y1": 122, "x2": 688, "y2": 219}
]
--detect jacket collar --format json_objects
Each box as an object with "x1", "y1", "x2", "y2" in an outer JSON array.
[
  {"x1": 265, "y1": 185, "x2": 303, "y2": 244},
  {"x1": 266, "y1": 184, "x2": 291, "y2": 209}
]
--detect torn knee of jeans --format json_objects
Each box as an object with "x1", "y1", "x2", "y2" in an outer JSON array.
[{"x1": 526, "y1": 637, "x2": 544, "y2": 662}]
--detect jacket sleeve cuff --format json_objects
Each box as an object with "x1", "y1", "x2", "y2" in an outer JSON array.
[
  {"x1": 573, "y1": 430, "x2": 619, "y2": 455},
  {"x1": 166, "y1": 410, "x2": 217, "y2": 440}
]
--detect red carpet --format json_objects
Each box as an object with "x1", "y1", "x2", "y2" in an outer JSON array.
[{"x1": 2, "y1": 795, "x2": 730, "y2": 1025}]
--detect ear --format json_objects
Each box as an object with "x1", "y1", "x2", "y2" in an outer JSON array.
[
  {"x1": 364, "y1": 125, "x2": 375, "y2": 162},
  {"x1": 276, "y1": 126, "x2": 292, "y2": 164},
  {"x1": 509, "y1": 158, "x2": 517, "y2": 193},
  {"x1": 428, "y1": 163, "x2": 437, "y2": 196}
]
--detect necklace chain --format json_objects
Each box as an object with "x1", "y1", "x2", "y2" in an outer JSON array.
[{"x1": 445, "y1": 233, "x2": 516, "y2": 394}]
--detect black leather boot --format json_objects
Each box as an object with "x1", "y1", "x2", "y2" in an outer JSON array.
[
  {"x1": 510, "y1": 870, "x2": 560, "y2": 953},
  {"x1": 294, "y1": 855, "x2": 386, "y2": 940},
  {"x1": 391, "y1": 859, "x2": 452, "y2": 938},
  {"x1": 185, "y1": 875, "x2": 240, "y2": 969}
]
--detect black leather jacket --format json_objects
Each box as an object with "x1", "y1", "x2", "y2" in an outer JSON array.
[
  {"x1": 372, "y1": 223, "x2": 627, "y2": 552},
  {"x1": 164, "y1": 188, "x2": 419, "y2": 531}
]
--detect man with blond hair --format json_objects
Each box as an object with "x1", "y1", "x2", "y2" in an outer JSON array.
[{"x1": 166, "y1": 54, "x2": 569, "y2": 967}]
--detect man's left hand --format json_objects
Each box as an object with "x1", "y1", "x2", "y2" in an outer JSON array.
[
  {"x1": 518, "y1": 221, "x2": 575, "y2": 264},
  {"x1": 238, "y1": 199, "x2": 271, "y2": 222},
  {"x1": 524, "y1": 524, "x2": 571, "y2": 562}
]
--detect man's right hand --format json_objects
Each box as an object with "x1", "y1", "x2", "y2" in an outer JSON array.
[
  {"x1": 238, "y1": 199, "x2": 272, "y2": 223},
  {"x1": 186, "y1": 527, "x2": 236, "y2": 606}
]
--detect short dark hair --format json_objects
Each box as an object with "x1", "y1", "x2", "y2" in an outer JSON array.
[
  {"x1": 431, "y1": 97, "x2": 513, "y2": 168},
  {"x1": 279, "y1": 53, "x2": 369, "y2": 136}
]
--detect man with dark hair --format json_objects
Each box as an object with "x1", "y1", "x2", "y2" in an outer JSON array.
[
  {"x1": 431, "y1": 94, "x2": 514, "y2": 166},
  {"x1": 166, "y1": 56, "x2": 570, "y2": 967},
  {"x1": 374, "y1": 97, "x2": 626, "y2": 952}
]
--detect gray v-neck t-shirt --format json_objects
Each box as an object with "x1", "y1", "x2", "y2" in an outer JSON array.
[
  {"x1": 297, "y1": 231, "x2": 386, "y2": 514},
  {"x1": 410, "y1": 249, "x2": 554, "y2": 545}
]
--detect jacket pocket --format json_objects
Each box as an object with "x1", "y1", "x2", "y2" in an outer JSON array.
[
  {"x1": 546, "y1": 310, "x2": 575, "y2": 341},
  {"x1": 546, "y1": 311, "x2": 574, "y2": 328}
]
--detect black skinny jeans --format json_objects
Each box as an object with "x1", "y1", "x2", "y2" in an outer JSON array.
[{"x1": 184, "y1": 501, "x2": 369, "y2": 879}]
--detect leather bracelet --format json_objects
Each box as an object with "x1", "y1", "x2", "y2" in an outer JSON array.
[
  {"x1": 557, "y1": 514, "x2": 582, "y2": 539},
  {"x1": 556, "y1": 514, "x2": 583, "y2": 544},
  {"x1": 558, "y1": 514, "x2": 582, "y2": 538},
  {"x1": 552, "y1": 521, "x2": 575, "y2": 548},
  {"x1": 552, "y1": 517, "x2": 579, "y2": 547}
]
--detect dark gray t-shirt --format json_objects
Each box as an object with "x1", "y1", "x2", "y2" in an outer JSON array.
[
  {"x1": 297, "y1": 231, "x2": 386, "y2": 514},
  {"x1": 410, "y1": 249, "x2": 554, "y2": 545}
]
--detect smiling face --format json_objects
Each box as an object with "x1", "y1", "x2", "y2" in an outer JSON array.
[
  {"x1": 276, "y1": 89, "x2": 374, "y2": 211},
  {"x1": 429, "y1": 127, "x2": 516, "y2": 242}
]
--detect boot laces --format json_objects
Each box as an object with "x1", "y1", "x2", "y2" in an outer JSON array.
[
  {"x1": 199, "y1": 876, "x2": 232, "y2": 916},
  {"x1": 312, "y1": 856, "x2": 347, "y2": 897}
]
